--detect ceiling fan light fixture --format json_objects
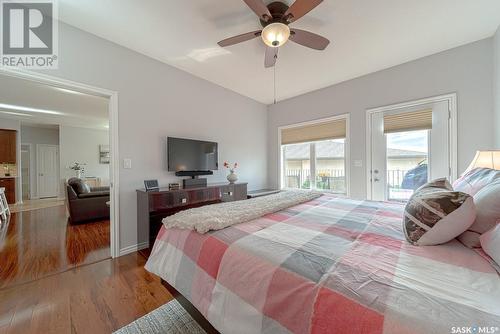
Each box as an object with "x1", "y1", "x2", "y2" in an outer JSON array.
[{"x1": 262, "y1": 22, "x2": 290, "y2": 47}]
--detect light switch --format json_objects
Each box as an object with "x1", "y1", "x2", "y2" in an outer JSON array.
[
  {"x1": 123, "y1": 158, "x2": 132, "y2": 169},
  {"x1": 353, "y1": 160, "x2": 363, "y2": 168}
]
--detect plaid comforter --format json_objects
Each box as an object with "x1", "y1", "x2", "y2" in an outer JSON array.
[{"x1": 145, "y1": 195, "x2": 500, "y2": 334}]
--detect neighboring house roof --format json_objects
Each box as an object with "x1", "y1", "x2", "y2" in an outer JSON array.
[
  {"x1": 387, "y1": 148, "x2": 427, "y2": 158},
  {"x1": 284, "y1": 141, "x2": 426, "y2": 160}
]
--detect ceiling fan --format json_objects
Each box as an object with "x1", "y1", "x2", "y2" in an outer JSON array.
[{"x1": 217, "y1": 0, "x2": 330, "y2": 68}]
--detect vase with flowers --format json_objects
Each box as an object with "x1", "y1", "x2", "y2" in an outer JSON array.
[
  {"x1": 69, "y1": 162, "x2": 86, "y2": 179},
  {"x1": 223, "y1": 161, "x2": 238, "y2": 184}
]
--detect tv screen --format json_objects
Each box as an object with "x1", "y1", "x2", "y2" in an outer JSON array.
[{"x1": 167, "y1": 137, "x2": 218, "y2": 172}]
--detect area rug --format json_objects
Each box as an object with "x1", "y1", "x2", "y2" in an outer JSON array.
[{"x1": 114, "y1": 300, "x2": 206, "y2": 334}]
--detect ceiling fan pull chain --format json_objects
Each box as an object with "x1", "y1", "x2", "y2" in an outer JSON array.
[{"x1": 274, "y1": 63, "x2": 277, "y2": 105}]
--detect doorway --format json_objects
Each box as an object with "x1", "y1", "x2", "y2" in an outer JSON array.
[
  {"x1": 0, "y1": 68, "x2": 119, "y2": 259},
  {"x1": 366, "y1": 94, "x2": 457, "y2": 201}
]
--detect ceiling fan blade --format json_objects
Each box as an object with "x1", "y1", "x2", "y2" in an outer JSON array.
[
  {"x1": 265, "y1": 47, "x2": 278, "y2": 68},
  {"x1": 284, "y1": 0, "x2": 323, "y2": 23},
  {"x1": 290, "y1": 29, "x2": 330, "y2": 50},
  {"x1": 242, "y1": 0, "x2": 272, "y2": 21},
  {"x1": 218, "y1": 30, "x2": 262, "y2": 47}
]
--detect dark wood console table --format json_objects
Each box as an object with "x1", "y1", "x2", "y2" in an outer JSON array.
[{"x1": 137, "y1": 182, "x2": 247, "y2": 256}]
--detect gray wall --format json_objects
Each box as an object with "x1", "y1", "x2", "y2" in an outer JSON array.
[
  {"x1": 59, "y1": 125, "x2": 109, "y2": 186},
  {"x1": 21, "y1": 125, "x2": 59, "y2": 145},
  {"x1": 268, "y1": 38, "x2": 495, "y2": 199},
  {"x1": 36, "y1": 23, "x2": 268, "y2": 252},
  {"x1": 495, "y1": 26, "x2": 500, "y2": 148}
]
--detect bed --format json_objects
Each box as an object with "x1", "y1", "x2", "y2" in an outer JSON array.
[{"x1": 145, "y1": 194, "x2": 500, "y2": 334}]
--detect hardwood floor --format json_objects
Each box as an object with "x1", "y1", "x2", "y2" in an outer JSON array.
[
  {"x1": 9, "y1": 199, "x2": 65, "y2": 213},
  {"x1": 0, "y1": 204, "x2": 173, "y2": 333},
  {"x1": 0, "y1": 204, "x2": 110, "y2": 289},
  {"x1": 0, "y1": 252, "x2": 173, "y2": 334}
]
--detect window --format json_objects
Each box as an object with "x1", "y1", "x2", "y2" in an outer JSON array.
[
  {"x1": 282, "y1": 142, "x2": 311, "y2": 189},
  {"x1": 386, "y1": 130, "x2": 429, "y2": 201},
  {"x1": 315, "y1": 138, "x2": 346, "y2": 193},
  {"x1": 280, "y1": 116, "x2": 348, "y2": 194}
]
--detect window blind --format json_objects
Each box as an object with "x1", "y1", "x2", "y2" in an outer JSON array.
[
  {"x1": 281, "y1": 118, "x2": 347, "y2": 145},
  {"x1": 383, "y1": 109, "x2": 432, "y2": 134}
]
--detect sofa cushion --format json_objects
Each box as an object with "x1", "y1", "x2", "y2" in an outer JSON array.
[
  {"x1": 90, "y1": 186, "x2": 110, "y2": 192},
  {"x1": 452, "y1": 167, "x2": 500, "y2": 196},
  {"x1": 458, "y1": 179, "x2": 500, "y2": 248},
  {"x1": 68, "y1": 177, "x2": 90, "y2": 194},
  {"x1": 403, "y1": 178, "x2": 476, "y2": 246},
  {"x1": 78, "y1": 191, "x2": 109, "y2": 199}
]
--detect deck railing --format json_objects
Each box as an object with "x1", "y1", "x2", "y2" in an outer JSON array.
[
  {"x1": 387, "y1": 169, "x2": 410, "y2": 188},
  {"x1": 285, "y1": 168, "x2": 411, "y2": 191},
  {"x1": 285, "y1": 169, "x2": 345, "y2": 191}
]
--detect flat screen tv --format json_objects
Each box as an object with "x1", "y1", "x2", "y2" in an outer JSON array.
[{"x1": 167, "y1": 137, "x2": 218, "y2": 173}]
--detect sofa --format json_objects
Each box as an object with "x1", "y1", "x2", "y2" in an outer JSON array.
[{"x1": 66, "y1": 177, "x2": 110, "y2": 224}]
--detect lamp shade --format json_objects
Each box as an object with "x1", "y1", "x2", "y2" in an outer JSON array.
[
  {"x1": 261, "y1": 23, "x2": 290, "y2": 47},
  {"x1": 465, "y1": 150, "x2": 500, "y2": 173}
]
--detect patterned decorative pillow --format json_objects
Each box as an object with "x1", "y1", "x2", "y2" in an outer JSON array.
[
  {"x1": 479, "y1": 222, "x2": 500, "y2": 271},
  {"x1": 452, "y1": 168, "x2": 500, "y2": 196},
  {"x1": 404, "y1": 179, "x2": 476, "y2": 246},
  {"x1": 417, "y1": 177, "x2": 453, "y2": 191},
  {"x1": 458, "y1": 179, "x2": 500, "y2": 248}
]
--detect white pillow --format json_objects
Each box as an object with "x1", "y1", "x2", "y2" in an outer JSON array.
[
  {"x1": 458, "y1": 179, "x2": 500, "y2": 248},
  {"x1": 479, "y1": 223, "x2": 500, "y2": 270}
]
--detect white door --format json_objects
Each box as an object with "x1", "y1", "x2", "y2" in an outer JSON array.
[
  {"x1": 368, "y1": 100, "x2": 453, "y2": 201},
  {"x1": 37, "y1": 145, "x2": 59, "y2": 198}
]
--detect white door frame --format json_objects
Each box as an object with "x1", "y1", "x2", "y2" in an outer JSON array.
[
  {"x1": 277, "y1": 113, "x2": 351, "y2": 197},
  {"x1": 365, "y1": 93, "x2": 457, "y2": 200},
  {"x1": 0, "y1": 67, "x2": 120, "y2": 258},
  {"x1": 36, "y1": 144, "x2": 59, "y2": 198}
]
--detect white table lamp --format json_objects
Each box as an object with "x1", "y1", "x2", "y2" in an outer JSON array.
[{"x1": 465, "y1": 150, "x2": 500, "y2": 173}]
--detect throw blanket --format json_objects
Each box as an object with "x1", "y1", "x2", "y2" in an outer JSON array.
[{"x1": 162, "y1": 190, "x2": 322, "y2": 233}]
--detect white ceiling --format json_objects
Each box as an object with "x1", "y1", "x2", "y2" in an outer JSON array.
[
  {"x1": 0, "y1": 74, "x2": 109, "y2": 129},
  {"x1": 58, "y1": 0, "x2": 500, "y2": 104}
]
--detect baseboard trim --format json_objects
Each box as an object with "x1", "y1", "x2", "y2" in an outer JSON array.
[{"x1": 119, "y1": 242, "x2": 148, "y2": 257}]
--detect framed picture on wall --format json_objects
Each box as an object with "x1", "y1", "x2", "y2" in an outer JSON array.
[{"x1": 99, "y1": 145, "x2": 110, "y2": 164}]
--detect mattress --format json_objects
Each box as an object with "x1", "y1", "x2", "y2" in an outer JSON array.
[{"x1": 145, "y1": 194, "x2": 500, "y2": 334}]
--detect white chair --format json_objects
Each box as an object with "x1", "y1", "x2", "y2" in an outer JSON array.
[{"x1": 0, "y1": 187, "x2": 10, "y2": 227}]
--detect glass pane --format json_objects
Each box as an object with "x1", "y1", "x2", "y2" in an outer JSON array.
[
  {"x1": 315, "y1": 139, "x2": 346, "y2": 193},
  {"x1": 386, "y1": 130, "x2": 429, "y2": 201},
  {"x1": 283, "y1": 143, "x2": 311, "y2": 189}
]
